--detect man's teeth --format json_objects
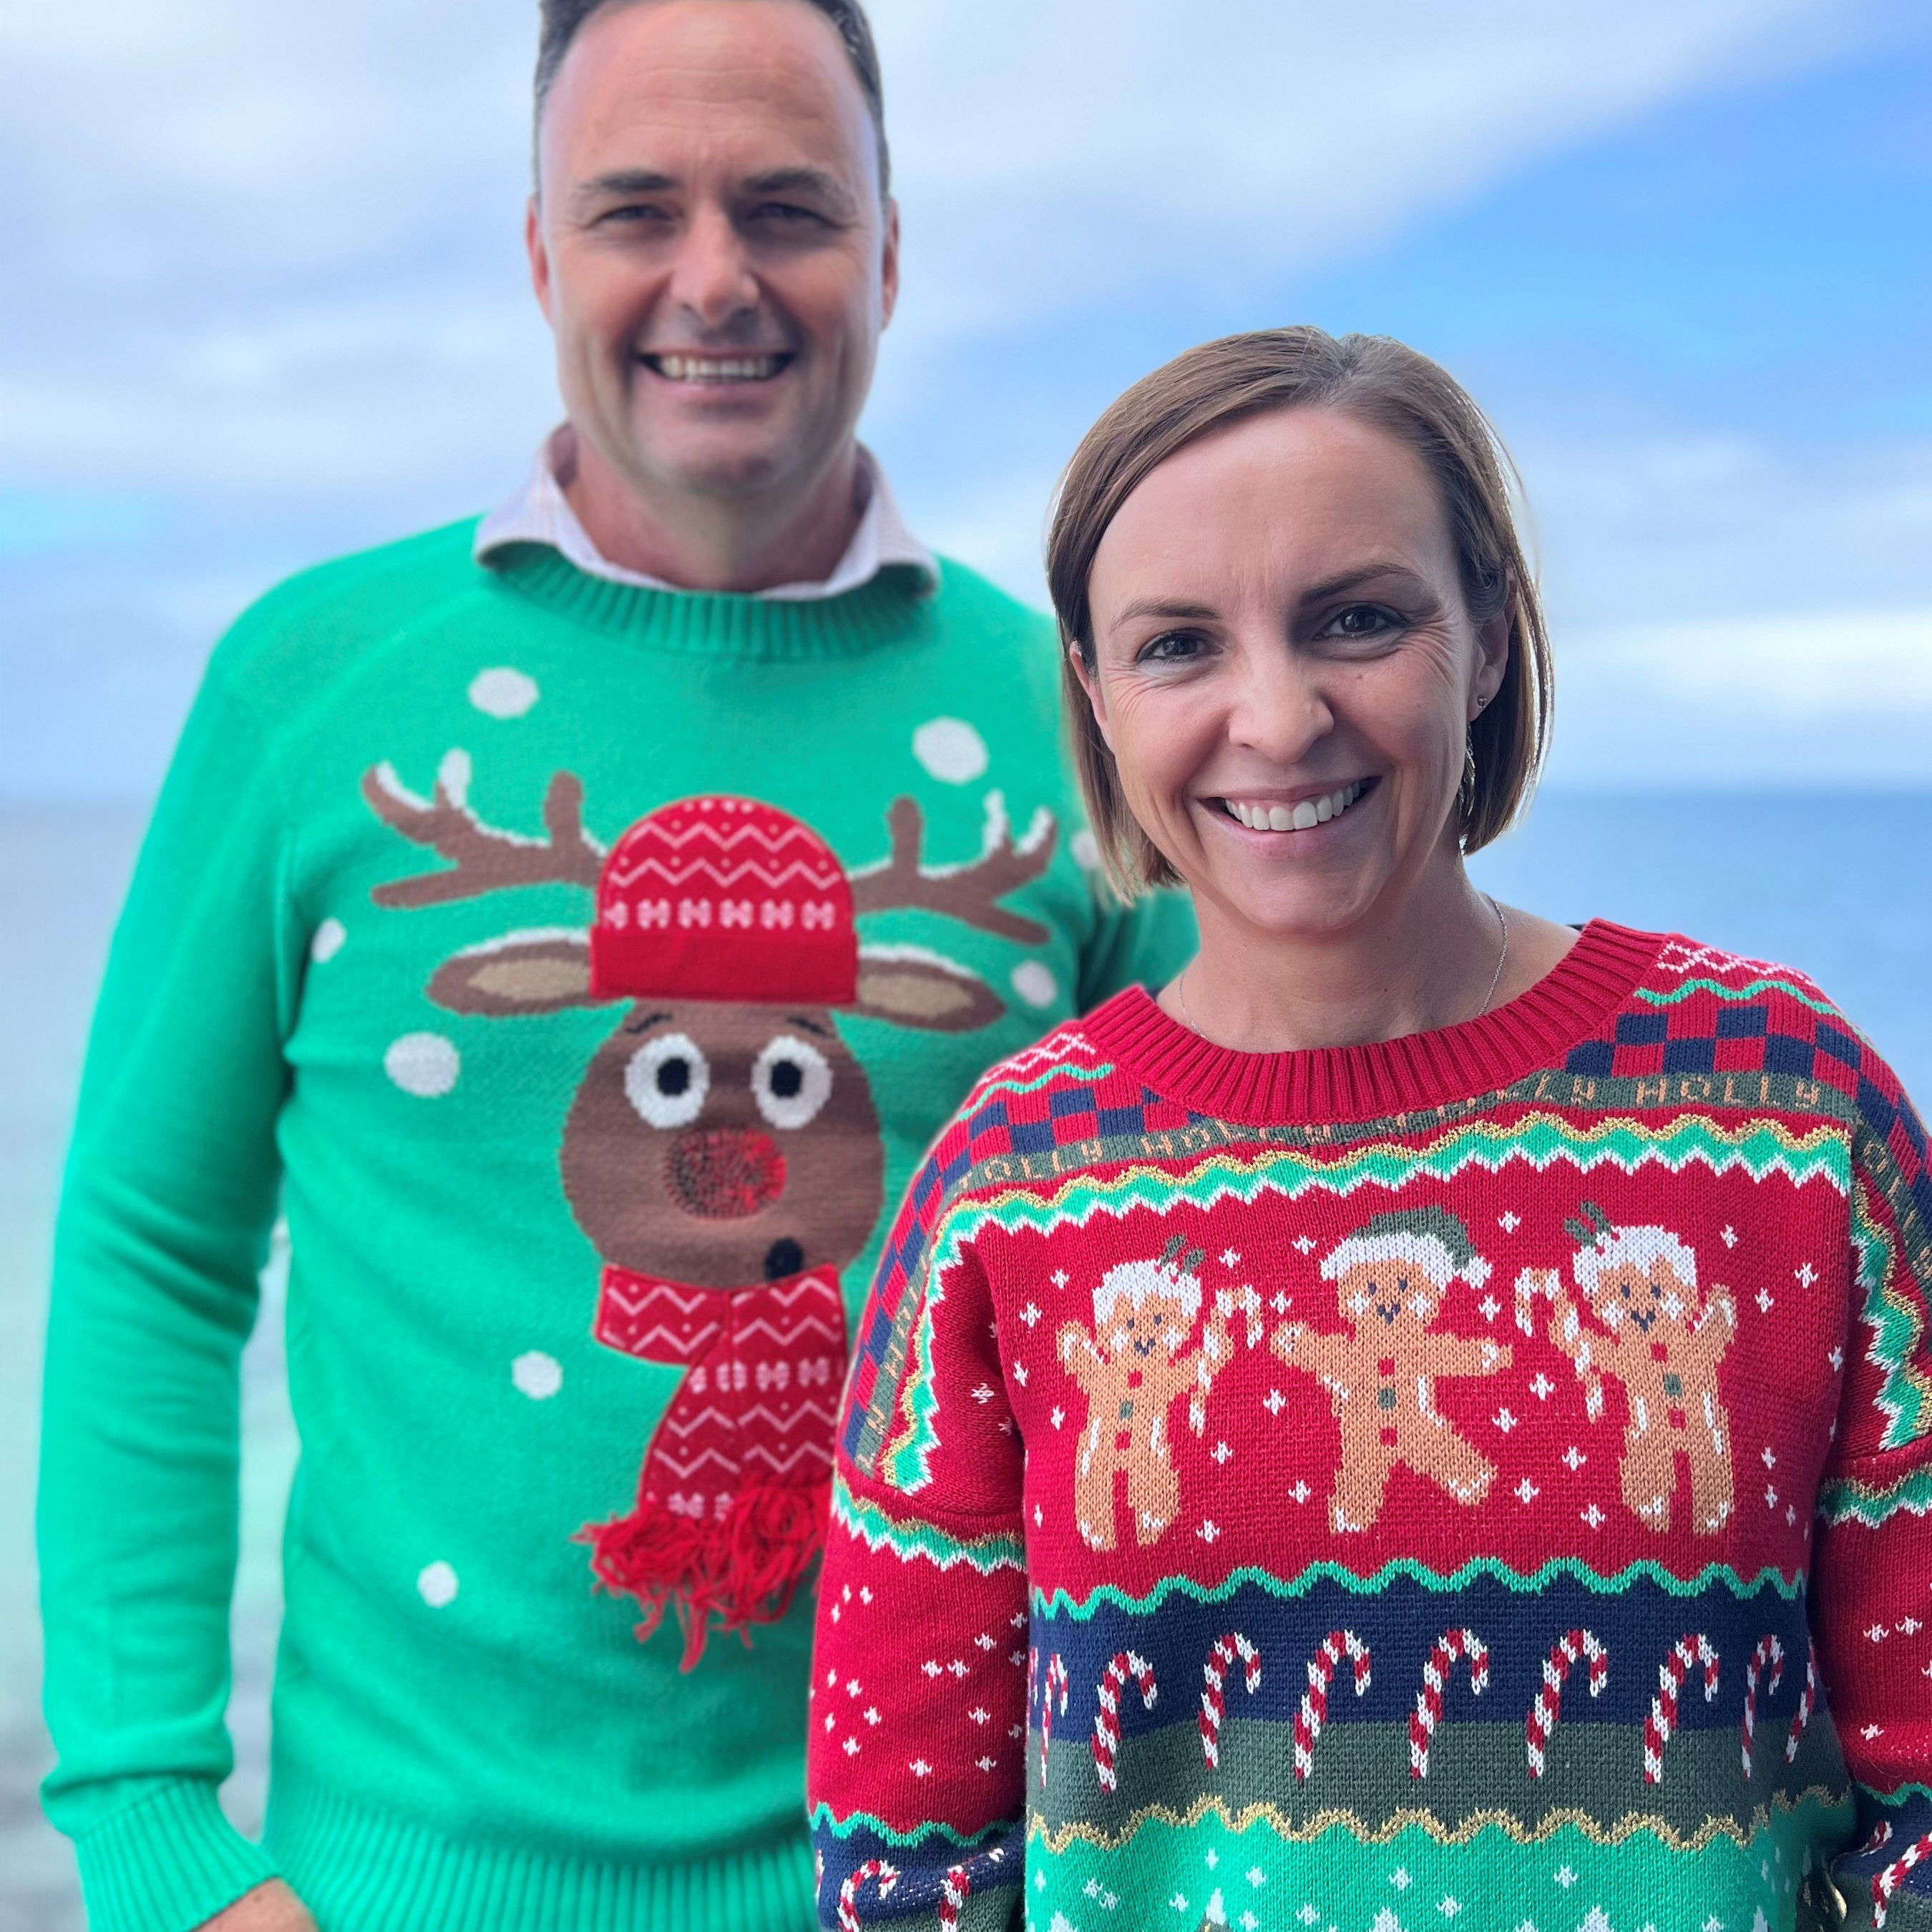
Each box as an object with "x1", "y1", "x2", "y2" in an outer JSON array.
[
  {"x1": 648, "y1": 353, "x2": 784, "y2": 383},
  {"x1": 1224, "y1": 782, "x2": 1367, "y2": 833}
]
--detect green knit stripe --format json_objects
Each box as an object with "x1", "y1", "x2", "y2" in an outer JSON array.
[
  {"x1": 74, "y1": 1779, "x2": 277, "y2": 1932},
  {"x1": 1028, "y1": 1795, "x2": 1853, "y2": 1932},
  {"x1": 1818, "y1": 1459, "x2": 1932, "y2": 1527},
  {"x1": 808, "y1": 1804, "x2": 1006, "y2": 1850},
  {"x1": 1853, "y1": 1171, "x2": 1932, "y2": 1450},
  {"x1": 267, "y1": 1780, "x2": 819, "y2": 1932},
  {"x1": 879, "y1": 1112, "x2": 1847, "y2": 1491},
  {"x1": 831, "y1": 1473, "x2": 1024, "y2": 1574},
  {"x1": 1635, "y1": 976, "x2": 1839, "y2": 1015},
  {"x1": 1030, "y1": 1553, "x2": 1802, "y2": 1621}
]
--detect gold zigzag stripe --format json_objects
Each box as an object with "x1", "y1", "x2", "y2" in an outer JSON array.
[{"x1": 1028, "y1": 1785, "x2": 1850, "y2": 1857}]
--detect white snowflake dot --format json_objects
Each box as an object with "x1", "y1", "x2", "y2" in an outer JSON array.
[
  {"x1": 1071, "y1": 828, "x2": 1101, "y2": 871},
  {"x1": 468, "y1": 666, "x2": 540, "y2": 718},
  {"x1": 1011, "y1": 960, "x2": 1058, "y2": 1009},
  {"x1": 416, "y1": 1560, "x2": 459, "y2": 1607},
  {"x1": 311, "y1": 917, "x2": 346, "y2": 963},
  {"x1": 512, "y1": 1351, "x2": 563, "y2": 1400},
  {"x1": 386, "y1": 1032, "x2": 460, "y2": 1097},
  {"x1": 911, "y1": 717, "x2": 989, "y2": 784}
]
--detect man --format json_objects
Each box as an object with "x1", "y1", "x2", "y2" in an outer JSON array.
[{"x1": 34, "y1": 4, "x2": 1193, "y2": 1929}]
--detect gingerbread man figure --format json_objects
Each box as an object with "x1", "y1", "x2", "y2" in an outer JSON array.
[
  {"x1": 1057, "y1": 1234, "x2": 1259, "y2": 1551},
  {"x1": 1518, "y1": 1203, "x2": 1736, "y2": 1534},
  {"x1": 1273, "y1": 1206, "x2": 1511, "y2": 1533}
]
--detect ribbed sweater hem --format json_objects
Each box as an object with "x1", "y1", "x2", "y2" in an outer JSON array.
[
  {"x1": 1081, "y1": 918, "x2": 1660, "y2": 1123},
  {"x1": 73, "y1": 1777, "x2": 278, "y2": 1932},
  {"x1": 264, "y1": 1776, "x2": 819, "y2": 1932}
]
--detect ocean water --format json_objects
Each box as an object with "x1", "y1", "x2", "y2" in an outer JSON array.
[{"x1": 2, "y1": 791, "x2": 1928, "y2": 1926}]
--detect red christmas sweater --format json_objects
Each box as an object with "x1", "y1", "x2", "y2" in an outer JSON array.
[{"x1": 807, "y1": 923, "x2": 1932, "y2": 1932}]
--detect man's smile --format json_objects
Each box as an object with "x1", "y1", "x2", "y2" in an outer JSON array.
[{"x1": 639, "y1": 351, "x2": 796, "y2": 384}]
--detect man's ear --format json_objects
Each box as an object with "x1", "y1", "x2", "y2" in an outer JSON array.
[
  {"x1": 1070, "y1": 645, "x2": 1116, "y2": 756},
  {"x1": 879, "y1": 196, "x2": 901, "y2": 331},
  {"x1": 527, "y1": 195, "x2": 555, "y2": 324}
]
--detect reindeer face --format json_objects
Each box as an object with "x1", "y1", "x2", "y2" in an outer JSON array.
[{"x1": 562, "y1": 1000, "x2": 885, "y2": 1288}]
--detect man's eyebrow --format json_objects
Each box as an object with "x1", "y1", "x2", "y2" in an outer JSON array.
[{"x1": 574, "y1": 168, "x2": 678, "y2": 204}]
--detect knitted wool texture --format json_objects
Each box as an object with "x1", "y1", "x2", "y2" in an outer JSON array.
[
  {"x1": 809, "y1": 923, "x2": 1932, "y2": 1932},
  {"x1": 36, "y1": 522, "x2": 1195, "y2": 1932}
]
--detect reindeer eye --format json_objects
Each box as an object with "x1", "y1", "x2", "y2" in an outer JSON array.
[
  {"x1": 752, "y1": 1034, "x2": 832, "y2": 1130},
  {"x1": 625, "y1": 1033, "x2": 710, "y2": 1128}
]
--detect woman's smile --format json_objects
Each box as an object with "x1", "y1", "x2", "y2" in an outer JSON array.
[{"x1": 1210, "y1": 777, "x2": 1375, "y2": 836}]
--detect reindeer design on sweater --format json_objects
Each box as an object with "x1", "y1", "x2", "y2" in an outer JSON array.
[{"x1": 364, "y1": 758, "x2": 1053, "y2": 1663}]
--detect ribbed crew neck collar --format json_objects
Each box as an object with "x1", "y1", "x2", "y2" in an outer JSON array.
[
  {"x1": 1083, "y1": 918, "x2": 1662, "y2": 1125},
  {"x1": 480, "y1": 541, "x2": 937, "y2": 663}
]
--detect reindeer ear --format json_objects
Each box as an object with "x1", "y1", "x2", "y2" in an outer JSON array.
[
  {"x1": 426, "y1": 930, "x2": 598, "y2": 1015},
  {"x1": 851, "y1": 945, "x2": 1003, "y2": 1033}
]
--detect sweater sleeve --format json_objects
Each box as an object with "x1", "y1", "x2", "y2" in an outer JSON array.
[
  {"x1": 809, "y1": 1128, "x2": 1028, "y2": 1931},
  {"x1": 1076, "y1": 881, "x2": 1195, "y2": 1013},
  {"x1": 36, "y1": 638, "x2": 306, "y2": 1931},
  {"x1": 1812, "y1": 1053, "x2": 1932, "y2": 1927}
]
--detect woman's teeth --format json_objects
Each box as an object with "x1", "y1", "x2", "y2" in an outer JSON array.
[{"x1": 1223, "y1": 782, "x2": 1367, "y2": 833}]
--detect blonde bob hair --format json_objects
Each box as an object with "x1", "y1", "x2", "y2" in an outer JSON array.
[{"x1": 1046, "y1": 327, "x2": 1553, "y2": 897}]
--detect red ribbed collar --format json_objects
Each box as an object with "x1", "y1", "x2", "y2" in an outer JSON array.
[{"x1": 1083, "y1": 918, "x2": 1662, "y2": 1126}]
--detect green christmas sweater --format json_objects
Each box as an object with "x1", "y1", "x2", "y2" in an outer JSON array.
[
  {"x1": 809, "y1": 923, "x2": 1932, "y2": 1931},
  {"x1": 36, "y1": 524, "x2": 1194, "y2": 1932}
]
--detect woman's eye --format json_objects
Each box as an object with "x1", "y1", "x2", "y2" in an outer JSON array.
[
  {"x1": 1322, "y1": 604, "x2": 1402, "y2": 641},
  {"x1": 1137, "y1": 629, "x2": 1206, "y2": 663}
]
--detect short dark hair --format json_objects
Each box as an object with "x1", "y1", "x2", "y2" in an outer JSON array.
[
  {"x1": 1048, "y1": 327, "x2": 1556, "y2": 893},
  {"x1": 535, "y1": 0, "x2": 890, "y2": 193}
]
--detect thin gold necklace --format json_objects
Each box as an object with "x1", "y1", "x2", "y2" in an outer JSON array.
[{"x1": 1175, "y1": 895, "x2": 1511, "y2": 1038}]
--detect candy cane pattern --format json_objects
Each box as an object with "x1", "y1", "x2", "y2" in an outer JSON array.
[
  {"x1": 1875, "y1": 1830, "x2": 1932, "y2": 1929},
  {"x1": 836, "y1": 1859, "x2": 899, "y2": 1931},
  {"x1": 1643, "y1": 1632, "x2": 1719, "y2": 1784},
  {"x1": 1740, "y1": 1634, "x2": 1784, "y2": 1777},
  {"x1": 1040, "y1": 1652, "x2": 1069, "y2": 1790},
  {"x1": 937, "y1": 1864, "x2": 971, "y2": 1932},
  {"x1": 1410, "y1": 1628, "x2": 1489, "y2": 1779},
  {"x1": 1525, "y1": 1627, "x2": 1607, "y2": 1777},
  {"x1": 1785, "y1": 1636, "x2": 1818, "y2": 1765},
  {"x1": 1199, "y1": 1631, "x2": 1262, "y2": 1769},
  {"x1": 1093, "y1": 1649, "x2": 1158, "y2": 1792},
  {"x1": 1294, "y1": 1628, "x2": 1372, "y2": 1780}
]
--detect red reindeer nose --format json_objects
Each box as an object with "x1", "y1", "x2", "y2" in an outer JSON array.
[{"x1": 664, "y1": 1128, "x2": 787, "y2": 1219}]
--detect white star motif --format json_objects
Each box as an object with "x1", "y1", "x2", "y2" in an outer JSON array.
[
  {"x1": 1206, "y1": 1850, "x2": 1220, "y2": 1869},
  {"x1": 1530, "y1": 1373, "x2": 1555, "y2": 1401},
  {"x1": 1035, "y1": 1504, "x2": 1043, "y2": 1526},
  {"x1": 1013, "y1": 1362, "x2": 1028, "y2": 1387},
  {"x1": 1493, "y1": 1406, "x2": 1518, "y2": 1433},
  {"x1": 1795, "y1": 1262, "x2": 1818, "y2": 1287},
  {"x1": 910, "y1": 1759, "x2": 931, "y2": 1776},
  {"x1": 1499, "y1": 1211, "x2": 1521, "y2": 1232},
  {"x1": 1755, "y1": 1288, "x2": 1774, "y2": 1314},
  {"x1": 864, "y1": 1707, "x2": 881, "y2": 1725},
  {"x1": 1440, "y1": 1901, "x2": 1462, "y2": 1920},
  {"x1": 1581, "y1": 1503, "x2": 1605, "y2": 1528},
  {"x1": 859, "y1": 1586, "x2": 872, "y2": 1603},
  {"x1": 1294, "y1": 1236, "x2": 1317, "y2": 1254},
  {"x1": 1221, "y1": 1249, "x2": 1242, "y2": 1267},
  {"x1": 1786, "y1": 1505, "x2": 1797, "y2": 1526},
  {"x1": 1863, "y1": 1722, "x2": 1883, "y2": 1740},
  {"x1": 1272, "y1": 1292, "x2": 1292, "y2": 1313},
  {"x1": 1478, "y1": 1294, "x2": 1500, "y2": 1322},
  {"x1": 1289, "y1": 1481, "x2": 1312, "y2": 1503},
  {"x1": 1765, "y1": 1485, "x2": 1778, "y2": 1508},
  {"x1": 1051, "y1": 1406, "x2": 1065, "y2": 1429},
  {"x1": 1762, "y1": 1447, "x2": 1777, "y2": 1467},
  {"x1": 947, "y1": 1659, "x2": 969, "y2": 1677},
  {"x1": 969, "y1": 1706, "x2": 990, "y2": 1724},
  {"x1": 1515, "y1": 1476, "x2": 1540, "y2": 1502},
  {"x1": 1198, "y1": 1519, "x2": 1221, "y2": 1543},
  {"x1": 1265, "y1": 1390, "x2": 1288, "y2": 1415},
  {"x1": 975, "y1": 1755, "x2": 996, "y2": 1771},
  {"x1": 1721, "y1": 1226, "x2": 1738, "y2": 1248},
  {"x1": 1390, "y1": 1867, "x2": 1413, "y2": 1890},
  {"x1": 970, "y1": 1383, "x2": 995, "y2": 1405},
  {"x1": 1214, "y1": 1440, "x2": 1233, "y2": 1464},
  {"x1": 1020, "y1": 1302, "x2": 1042, "y2": 1327},
  {"x1": 1828, "y1": 1347, "x2": 1843, "y2": 1371},
  {"x1": 842, "y1": 1736, "x2": 859, "y2": 1755},
  {"x1": 1052, "y1": 1270, "x2": 1069, "y2": 1289},
  {"x1": 975, "y1": 1632, "x2": 995, "y2": 1649},
  {"x1": 1553, "y1": 1865, "x2": 1576, "y2": 1888},
  {"x1": 1563, "y1": 1445, "x2": 1586, "y2": 1470}
]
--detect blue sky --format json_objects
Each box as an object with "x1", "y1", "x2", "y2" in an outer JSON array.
[{"x1": 3, "y1": 0, "x2": 1928, "y2": 798}]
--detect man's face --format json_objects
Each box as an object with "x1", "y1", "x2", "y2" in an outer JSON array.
[{"x1": 529, "y1": 0, "x2": 897, "y2": 506}]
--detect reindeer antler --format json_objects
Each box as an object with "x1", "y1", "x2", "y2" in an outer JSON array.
[
  {"x1": 849, "y1": 794, "x2": 1055, "y2": 945},
  {"x1": 363, "y1": 752, "x2": 605, "y2": 909}
]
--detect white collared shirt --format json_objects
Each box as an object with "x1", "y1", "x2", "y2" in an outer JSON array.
[{"x1": 474, "y1": 426, "x2": 937, "y2": 600}]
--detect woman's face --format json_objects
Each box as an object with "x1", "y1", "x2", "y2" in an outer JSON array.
[{"x1": 1079, "y1": 406, "x2": 1508, "y2": 941}]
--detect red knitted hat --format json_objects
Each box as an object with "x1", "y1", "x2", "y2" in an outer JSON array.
[{"x1": 590, "y1": 796, "x2": 858, "y2": 1006}]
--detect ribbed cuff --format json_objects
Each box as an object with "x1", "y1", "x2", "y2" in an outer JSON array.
[{"x1": 74, "y1": 1778, "x2": 278, "y2": 1932}]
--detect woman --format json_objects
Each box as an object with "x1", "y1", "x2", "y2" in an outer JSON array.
[{"x1": 806, "y1": 330, "x2": 1930, "y2": 1929}]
